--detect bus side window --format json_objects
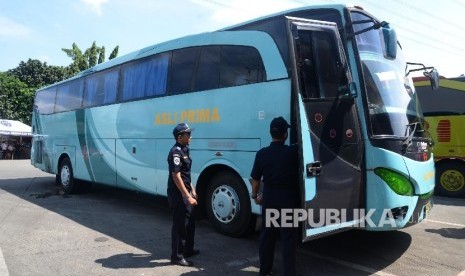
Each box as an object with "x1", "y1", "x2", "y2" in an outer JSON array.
[
  {"x1": 219, "y1": 46, "x2": 266, "y2": 88},
  {"x1": 35, "y1": 88, "x2": 57, "y2": 114},
  {"x1": 120, "y1": 53, "x2": 169, "y2": 101},
  {"x1": 145, "y1": 53, "x2": 169, "y2": 97},
  {"x1": 168, "y1": 48, "x2": 198, "y2": 95},
  {"x1": 84, "y1": 69, "x2": 118, "y2": 107},
  {"x1": 299, "y1": 30, "x2": 347, "y2": 99},
  {"x1": 312, "y1": 31, "x2": 345, "y2": 99},
  {"x1": 55, "y1": 80, "x2": 84, "y2": 113},
  {"x1": 194, "y1": 46, "x2": 220, "y2": 92},
  {"x1": 298, "y1": 32, "x2": 319, "y2": 98}
]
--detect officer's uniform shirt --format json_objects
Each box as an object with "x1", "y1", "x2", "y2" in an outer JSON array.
[
  {"x1": 251, "y1": 141, "x2": 298, "y2": 191},
  {"x1": 167, "y1": 142, "x2": 192, "y2": 193}
]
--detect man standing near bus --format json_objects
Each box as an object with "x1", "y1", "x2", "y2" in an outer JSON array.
[
  {"x1": 167, "y1": 123, "x2": 199, "y2": 267},
  {"x1": 250, "y1": 117, "x2": 300, "y2": 276}
]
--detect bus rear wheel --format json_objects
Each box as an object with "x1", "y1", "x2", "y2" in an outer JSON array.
[
  {"x1": 205, "y1": 172, "x2": 252, "y2": 237},
  {"x1": 57, "y1": 157, "x2": 76, "y2": 194},
  {"x1": 436, "y1": 161, "x2": 465, "y2": 198}
]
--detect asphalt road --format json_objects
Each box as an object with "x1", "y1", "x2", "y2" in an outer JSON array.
[{"x1": 0, "y1": 160, "x2": 464, "y2": 276}]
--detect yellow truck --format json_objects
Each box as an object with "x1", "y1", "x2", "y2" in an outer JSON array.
[{"x1": 415, "y1": 76, "x2": 465, "y2": 197}]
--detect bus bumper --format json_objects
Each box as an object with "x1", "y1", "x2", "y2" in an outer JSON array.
[{"x1": 365, "y1": 171, "x2": 434, "y2": 231}]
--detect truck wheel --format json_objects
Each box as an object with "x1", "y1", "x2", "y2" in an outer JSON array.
[
  {"x1": 57, "y1": 157, "x2": 76, "y2": 194},
  {"x1": 206, "y1": 172, "x2": 252, "y2": 237},
  {"x1": 436, "y1": 161, "x2": 465, "y2": 198}
]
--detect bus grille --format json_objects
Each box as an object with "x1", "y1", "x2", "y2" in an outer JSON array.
[{"x1": 437, "y1": 120, "x2": 451, "y2": 142}]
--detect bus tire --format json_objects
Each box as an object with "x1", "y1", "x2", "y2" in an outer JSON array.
[
  {"x1": 435, "y1": 161, "x2": 465, "y2": 198},
  {"x1": 205, "y1": 172, "x2": 252, "y2": 237},
  {"x1": 57, "y1": 157, "x2": 76, "y2": 194}
]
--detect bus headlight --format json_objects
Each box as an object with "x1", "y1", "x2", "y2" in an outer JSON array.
[{"x1": 374, "y1": 168, "x2": 414, "y2": 196}]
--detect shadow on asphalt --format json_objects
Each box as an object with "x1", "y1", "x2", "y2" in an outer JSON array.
[
  {"x1": 425, "y1": 227, "x2": 465, "y2": 239},
  {"x1": 1, "y1": 175, "x2": 416, "y2": 275}
]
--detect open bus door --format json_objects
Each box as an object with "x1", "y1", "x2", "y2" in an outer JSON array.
[{"x1": 287, "y1": 17, "x2": 365, "y2": 241}]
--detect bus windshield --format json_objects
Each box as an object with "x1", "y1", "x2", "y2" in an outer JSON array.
[{"x1": 351, "y1": 12, "x2": 424, "y2": 138}]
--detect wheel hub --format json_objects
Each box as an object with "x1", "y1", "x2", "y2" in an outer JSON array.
[
  {"x1": 440, "y1": 169, "x2": 465, "y2": 192},
  {"x1": 60, "y1": 165, "x2": 70, "y2": 187},
  {"x1": 211, "y1": 185, "x2": 240, "y2": 224}
]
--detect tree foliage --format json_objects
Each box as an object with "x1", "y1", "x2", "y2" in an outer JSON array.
[
  {"x1": 7, "y1": 59, "x2": 68, "y2": 89},
  {"x1": 62, "y1": 42, "x2": 119, "y2": 75},
  {"x1": 0, "y1": 72, "x2": 35, "y2": 124},
  {"x1": 109, "y1": 46, "x2": 119, "y2": 60},
  {"x1": 0, "y1": 42, "x2": 120, "y2": 125},
  {"x1": 98, "y1": 46, "x2": 106, "y2": 64}
]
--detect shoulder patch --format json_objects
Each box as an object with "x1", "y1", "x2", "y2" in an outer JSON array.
[{"x1": 173, "y1": 157, "x2": 181, "y2": 166}]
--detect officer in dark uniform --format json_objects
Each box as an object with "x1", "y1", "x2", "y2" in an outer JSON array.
[
  {"x1": 167, "y1": 123, "x2": 200, "y2": 267},
  {"x1": 250, "y1": 117, "x2": 300, "y2": 276}
]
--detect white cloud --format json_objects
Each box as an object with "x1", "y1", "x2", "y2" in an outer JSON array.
[
  {"x1": 0, "y1": 16, "x2": 31, "y2": 38},
  {"x1": 80, "y1": 0, "x2": 109, "y2": 16}
]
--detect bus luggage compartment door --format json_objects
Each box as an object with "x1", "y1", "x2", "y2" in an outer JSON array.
[{"x1": 116, "y1": 139, "x2": 157, "y2": 194}]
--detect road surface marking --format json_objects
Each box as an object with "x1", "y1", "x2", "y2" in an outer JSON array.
[
  {"x1": 0, "y1": 246, "x2": 9, "y2": 276},
  {"x1": 425, "y1": 219, "x2": 465, "y2": 228}
]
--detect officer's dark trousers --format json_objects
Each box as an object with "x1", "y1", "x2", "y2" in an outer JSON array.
[
  {"x1": 260, "y1": 189, "x2": 298, "y2": 276},
  {"x1": 167, "y1": 187, "x2": 195, "y2": 260}
]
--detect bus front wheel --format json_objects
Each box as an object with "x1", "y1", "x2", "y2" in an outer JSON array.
[
  {"x1": 57, "y1": 157, "x2": 76, "y2": 194},
  {"x1": 436, "y1": 161, "x2": 465, "y2": 198},
  {"x1": 205, "y1": 172, "x2": 252, "y2": 237}
]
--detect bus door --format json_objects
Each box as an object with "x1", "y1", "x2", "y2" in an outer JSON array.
[{"x1": 287, "y1": 17, "x2": 364, "y2": 241}]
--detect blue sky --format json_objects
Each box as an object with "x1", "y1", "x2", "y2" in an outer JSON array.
[{"x1": 1, "y1": 0, "x2": 464, "y2": 78}]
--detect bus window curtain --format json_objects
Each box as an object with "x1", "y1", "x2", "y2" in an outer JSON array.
[
  {"x1": 121, "y1": 54, "x2": 169, "y2": 101},
  {"x1": 103, "y1": 71, "x2": 118, "y2": 104},
  {"x1": 84, "y1": 77, "x2": 99, "y2": 107},
  {"x1": 121, "y1": 63, "x2": 146, "y2": 101},
  {"x1": 146, "y1": 54, "x2": 169, "y2": 97}
]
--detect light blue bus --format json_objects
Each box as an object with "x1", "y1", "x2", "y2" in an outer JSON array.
[{"x1": 31, "y1": 4, "x2": 437, "y2": 240}]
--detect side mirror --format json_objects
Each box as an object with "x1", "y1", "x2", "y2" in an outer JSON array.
[
  {"x1": 425, "y1": 69, "x2": 440, "y2": 90},
  {"x1": 381, "y1": 24, "x2": 397, "y2": 59},
  {"x1": 405, "y1": 63, "x2": 439, "y2": 90}
]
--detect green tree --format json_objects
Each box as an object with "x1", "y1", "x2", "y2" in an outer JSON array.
[
  {"x1": 7, "y1": 59, "x2": 68, "y2": 89},
  {"x1": 0, "y1": 72, "x2": 35, "y2": 124},
  {"x1": 62, "y1": 42, "x2": 87, "y2": 75},
  {"x1": 85, "y1": 41, "x2": 99, "y2": 68},
  {"x1": 62, "y1": 42, "x2": 119, "y2": 75},
  {"x1": 109, "y1": 45, "x2": 119, "y2": 60},
  {"x1": 98, "y1": 46, "x2": 105, "y2": 64}
]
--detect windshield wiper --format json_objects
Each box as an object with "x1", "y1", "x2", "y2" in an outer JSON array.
[
  {"x1": 348, "y1": 20, "x2": 387, "y2": 38},
  {"x1": 402, "y1": 122, "x2": 419, "y2": 152},
  {"x1": 402, "y1": 122, "x2": 434, "y2": 153}
]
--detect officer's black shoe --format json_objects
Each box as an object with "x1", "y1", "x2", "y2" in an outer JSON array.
[
  {"x1": 171, "y1": 257, "x2": 194, "y2": 267},
  {"x1": 183, "y1": 249, "x2": 200, "y2": 258}
]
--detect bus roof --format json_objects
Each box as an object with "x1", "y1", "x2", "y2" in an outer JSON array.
[{"x1": 220, "y1": 4, "x2": 347, "y2": 31}]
